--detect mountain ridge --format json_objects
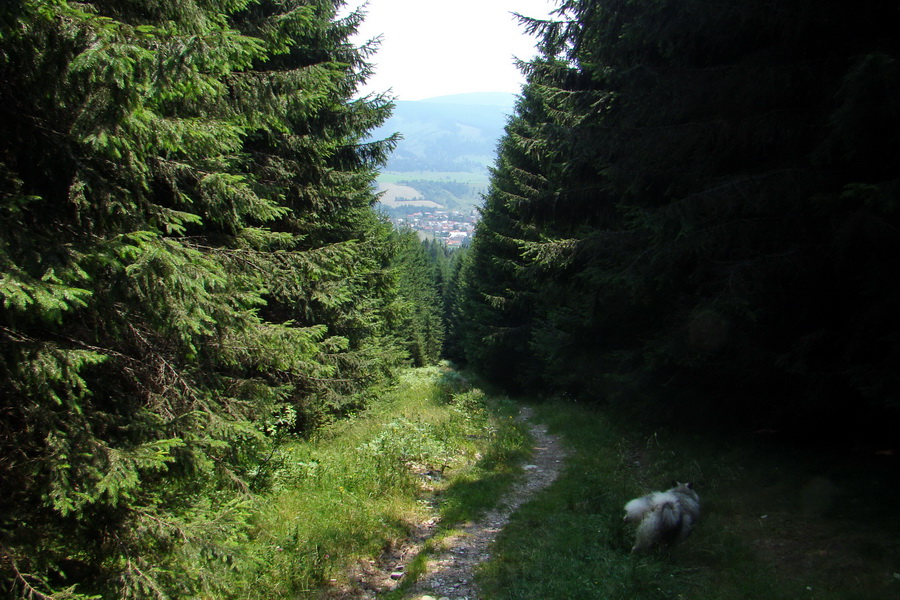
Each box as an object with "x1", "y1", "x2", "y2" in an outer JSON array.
[{"x1": 372, "y1": 92, "x2": 515, "y2": 174}]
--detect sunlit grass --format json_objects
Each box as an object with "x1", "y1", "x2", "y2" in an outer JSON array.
[{"x1": 224, "y1": 365, "x2": 528, "y2": 598}]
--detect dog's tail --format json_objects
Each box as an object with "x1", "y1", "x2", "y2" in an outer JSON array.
[
  {"x1": 631, "y1": 497, "x2": 684, "y2": 552},
  {"x1": 623, "y1": 496, "x2": 654, "y2": 523}
]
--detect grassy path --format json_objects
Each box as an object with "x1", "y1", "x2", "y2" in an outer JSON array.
[
  {"x1": 225, "y1": 368, "x2": 899, "y2": 599},
  {"x1": 400, "y1": 406, "x2": 566, "y2": 599},
  {"x1": 228, "y1": 366, "x2": 531, "y2": 599}
]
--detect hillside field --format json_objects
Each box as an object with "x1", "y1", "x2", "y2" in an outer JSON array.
[{"x1": 376, "y1": 171, "x2": 490, "y2": 210}]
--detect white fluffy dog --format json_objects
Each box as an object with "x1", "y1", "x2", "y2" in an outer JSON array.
[{"x1": 623, "y1": 482, "x2": 700, "y2": 552}]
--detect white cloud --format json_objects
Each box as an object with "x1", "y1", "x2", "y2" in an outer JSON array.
[{"x1": 345, "y1": 0, "x2": 555, "y2": 100}]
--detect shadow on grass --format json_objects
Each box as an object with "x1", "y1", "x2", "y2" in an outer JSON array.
[
  {"x1": 475, "y1": 399, "x2": 900, "y2": 600},
  {"x1": 437, "y1": 466, "x2": 523, "y2": 527}
]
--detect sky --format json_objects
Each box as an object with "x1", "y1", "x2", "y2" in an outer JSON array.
[{"x1": 343, "y1": 0, "x2": 555, "y2": 101}]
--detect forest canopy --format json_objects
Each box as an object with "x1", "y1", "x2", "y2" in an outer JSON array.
[{"x1": 451, "y1": 0, "x2": 900, "y2": 438}]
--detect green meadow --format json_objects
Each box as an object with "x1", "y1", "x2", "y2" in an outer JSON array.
[{"x1": 377, "y1": 171, "x2": 490, "y2": 185}]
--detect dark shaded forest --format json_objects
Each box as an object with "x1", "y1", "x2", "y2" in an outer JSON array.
[
  {"x1": 2, "y1": 0, "x2": 899, "y2": 597},
  {"x1": 448, "y1": 0, "x2": 900, "y2": 444}
]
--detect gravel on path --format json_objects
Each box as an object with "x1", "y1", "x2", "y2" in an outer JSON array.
[{"x1": 340, "y1": 405, "x2": 567, "y2": 600}]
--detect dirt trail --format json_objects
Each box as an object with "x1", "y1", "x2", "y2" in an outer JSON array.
[{"x1": 342, "y1": 406, "x2": 567, "y2": 600}]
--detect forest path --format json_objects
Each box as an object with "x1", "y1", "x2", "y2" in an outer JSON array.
[{"x1": 345, "y1": 406, "x2": 567, "y2": 600}]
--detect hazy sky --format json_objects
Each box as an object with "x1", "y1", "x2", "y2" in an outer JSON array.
[{"x1": 344, "y1": 0, "x2": 555, "y2": 101}]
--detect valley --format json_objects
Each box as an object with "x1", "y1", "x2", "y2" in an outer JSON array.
[{"x1": 371, "y1": 92, "x2": 513, "y2": 244}]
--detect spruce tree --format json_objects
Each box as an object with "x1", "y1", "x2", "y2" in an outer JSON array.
[
  {"x1": 451, "y1": 80, "x2": 564, "y2": 390},
  {"x1": 0, "y1": 0, "x2": 399, "y2": 596},
  {"x1": 389, "y1": 230, "x2": 445, "y2": 366},
  {"x1": 461, "y1": 0, "x2": 900, "y2": 432}
]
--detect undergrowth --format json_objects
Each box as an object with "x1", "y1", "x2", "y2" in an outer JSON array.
[
  {"x1": 222, "y1": 364, "x2": 528, "y2": 598},
  {"x1": 477, "y1": 400, "x2": 900, "y2": 600}
]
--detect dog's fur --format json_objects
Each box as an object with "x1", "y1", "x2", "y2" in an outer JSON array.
[{"x1": 623, "y1": 482, "x2": 700, "y2": 552}]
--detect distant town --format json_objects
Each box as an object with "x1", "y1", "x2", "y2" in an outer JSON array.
[{"x1": 384, "y1": 207, "x2": 480, "y2": 248}]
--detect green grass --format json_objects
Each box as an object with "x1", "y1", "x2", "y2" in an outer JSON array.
[
  {"x1": 477, "y1": 400, "x2": 900, "y2": 600},
  {"x1": 376, "y1": 170, "x2": 491, "y2": 187},
  {"x1": 223, "y1": 365, "x2": 529, "y2": 599},
  {"x1": 215, "y1": 380, "x2": 899, "y2": 599}
]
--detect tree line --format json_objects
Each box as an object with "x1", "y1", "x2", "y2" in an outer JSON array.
[
  {"x1": 447, "y1": 0, "x2": 900, "y2": 439},
  {"x1": 0, "y1": 0, "x2": 444, "y2": 596}
]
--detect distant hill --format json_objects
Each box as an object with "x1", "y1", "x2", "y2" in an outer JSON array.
[{"x1": 371, "y1": 92, "x2": 517, "y2": 174}]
